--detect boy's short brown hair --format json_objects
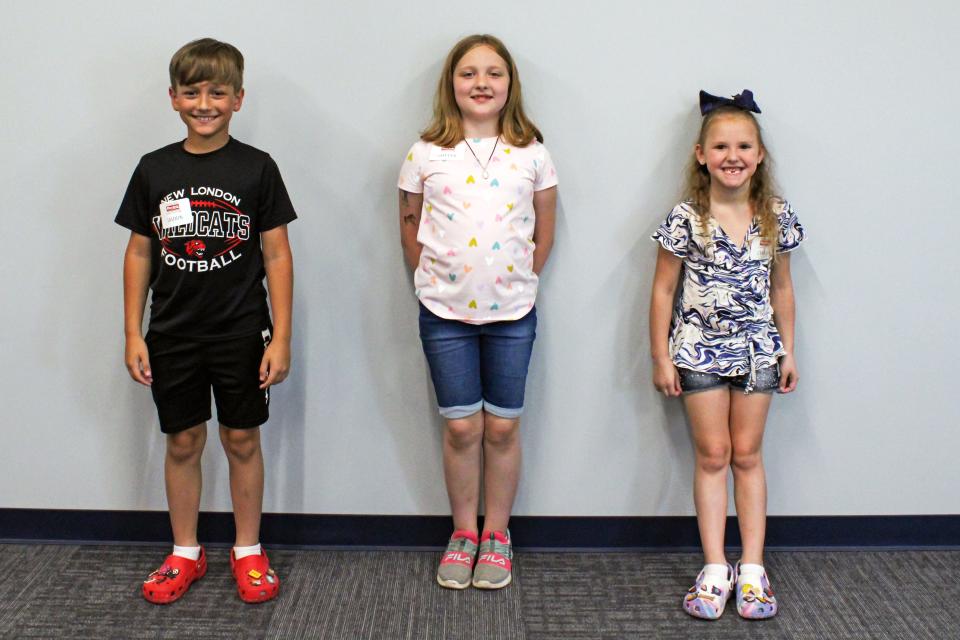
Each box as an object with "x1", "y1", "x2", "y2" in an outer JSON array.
[{"x1": 169, "y1": 38, "x2": 244, "y2": 92}]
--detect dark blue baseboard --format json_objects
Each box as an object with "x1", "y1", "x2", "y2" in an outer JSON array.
[{"x1": 1, "y1": 509, "x2": 958, "y2": 549}]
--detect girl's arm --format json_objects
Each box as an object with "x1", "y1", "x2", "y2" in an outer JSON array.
[
  {"x1": 532, "y1": 186, "x2": 557, "y2": 275},
  {"x1": 770, "y1": 253, "x2": 798, "y2": 393},
  {"x1": 123, "y1": 232, "x2": 154, "y2": 386},
  {"x1": 261, "y1": 224, "x2": 294, "y2": 389},
  {"x1": 649, "y1": 247, "x2": 683, "y2": 396},
  {"x1": 399, "y1": 189, "x2": 424, "y2": 271}
]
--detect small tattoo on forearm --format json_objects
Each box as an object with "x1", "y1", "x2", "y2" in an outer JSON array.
[{"x1": 403, "y1": 213, "x2": 419, "y2": 226}]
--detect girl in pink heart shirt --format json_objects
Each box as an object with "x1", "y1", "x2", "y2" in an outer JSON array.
[{"x1": 398, "y1": 34, "x2": 558, "y2": 590}]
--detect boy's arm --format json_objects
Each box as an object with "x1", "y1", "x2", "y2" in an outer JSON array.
[
  {"x1": 123, "y1": 232, "x2": 153, "y2": 386},
  {"x1": 649, "y1": 247, "x2": 683, "y2": 396},
  {"x1": 532, "y1": 186, "x2": 557, "y2": 275},
  {"x1": 260, "y1": 225, "x2": 293, "y2": 389},
  {"x1": 399, "y1": 189, "x2": 424, "y2": 271},
  {"x1": 770, "y1": 253, "x2": 798, "y2": 393}
]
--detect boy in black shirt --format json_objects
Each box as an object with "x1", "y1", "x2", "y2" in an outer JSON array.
[{"x1": 116, "y1": 38, "x2": 295, "y2": 604}]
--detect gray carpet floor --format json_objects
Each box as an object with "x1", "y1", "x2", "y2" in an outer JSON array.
[{"x1": 0, "y1": 544, "x2": 956, "y2": 639}]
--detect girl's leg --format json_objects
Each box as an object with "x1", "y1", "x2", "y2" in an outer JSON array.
[
  {"x1": 219, "y1": 424, "x2": 265, "y2": 547},
  {"x1": 684, "y1": 388, "x2": 732, "y2": 564},
  {"x1": 481, "y1": 412, "x2": 521, "y2": 532},
  {"x1": 165, "y1": 423, "x2": 207, "y2": 547},
  {"x1": 729, "y1": 391, "x2": 773, "y2": 565},
  {"x1": 443, "y1": 412, "x2": 484, "y2": 534},
  {"x1": 476, "y1": 308, "x2": 536, "y2": 533}
]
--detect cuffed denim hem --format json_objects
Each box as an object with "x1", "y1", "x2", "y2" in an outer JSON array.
[
  {"x1": 438, "y1": 400, "x2": 484, "y2": 419},
  {"x1": 482, "y1": 400, "x2": 523, "y2": 419}
]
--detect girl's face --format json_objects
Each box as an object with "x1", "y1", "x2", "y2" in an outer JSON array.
[
  {"x1": 695, "y1": 114, "x2": 765, "y2": 192},
  {"x1": 453, "y1": 45, "x2": 510, "y2": 127}
]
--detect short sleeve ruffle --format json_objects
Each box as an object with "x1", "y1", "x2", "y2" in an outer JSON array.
[
  {"x1": 777, "y1": 201, "x2": 805, "y2": 253},
  {"x1": 651, "y1": 203, "x2": 694, "y2": 258}
]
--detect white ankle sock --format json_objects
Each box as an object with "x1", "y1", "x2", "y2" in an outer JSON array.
[
  {"x1": 233, "y1": 543, "x2": 262, "y2": 560},
  {"x1": 703, "y1": 563, "x2": 728, "y2": 578},
  {"x1": 738, "y1": 563, "x2": 764, "y2": 581},
  {"x1": 172, "y1": 544, "x2": 201, "y2": 561}
]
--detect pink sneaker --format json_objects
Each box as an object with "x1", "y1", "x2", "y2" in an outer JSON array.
[
  {"x1": 436, "y1": 530, "x2": 479, "y2": 589},
  {"x1": 471, "y1": 530, "x2": 513, "y2": 589}
]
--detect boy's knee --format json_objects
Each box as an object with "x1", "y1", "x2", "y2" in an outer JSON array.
[
  {"x1": 166, "y1": 425, "x2": 206, "y2": 462},
  {"x1": 219, "y1": 427, "x2": 261, "y2": 461}
]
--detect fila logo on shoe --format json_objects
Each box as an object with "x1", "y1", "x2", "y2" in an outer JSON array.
[
  {"x1": 444, "y1": 552, "x2": 473, "y2": 566},
  {"x1": 478, "y1": 554, "x2": 507, "y2": 566}
]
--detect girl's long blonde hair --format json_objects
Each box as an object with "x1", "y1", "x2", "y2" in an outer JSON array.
[
  {"x1": 683, "y1": 106, "x2": 782, "y2": 256},
  {"x1": 421, "y1": 34, "x2": 543, "y2": 148}
]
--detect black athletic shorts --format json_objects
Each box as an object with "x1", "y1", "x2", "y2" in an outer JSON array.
[{"x1": 145, "y1": 327, "x2": 272, "y2": 434}]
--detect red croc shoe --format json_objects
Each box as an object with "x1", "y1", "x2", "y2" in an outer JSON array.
[
  {"x1": 230, "y1": 548, "x2": 280, "y2": 603},
  {"x1": 142, "y1": 548, "x2": 207, "y2": 604}
]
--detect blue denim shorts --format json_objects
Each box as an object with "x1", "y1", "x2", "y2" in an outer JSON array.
[
  {"x1": 678, "y1": 364, "x2": 780, "y2": 395},
  {"x1": 418, "y1": 303, "x2": 537, "y2": 419}
]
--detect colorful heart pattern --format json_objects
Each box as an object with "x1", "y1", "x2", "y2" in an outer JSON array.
[{"x1": 400, "y1": 138, "x2": 558, "y2": 318}]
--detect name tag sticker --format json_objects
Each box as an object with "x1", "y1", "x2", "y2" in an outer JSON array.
[
  {"x1": 429, "y1": 146, "x2": 464, "y2": 161},
  {"x1": 159, "y1": 198, "x2": 193, "y2": 229},
  {"x1": 748, "y1": 237, "x2": 773, "y2": 261}
]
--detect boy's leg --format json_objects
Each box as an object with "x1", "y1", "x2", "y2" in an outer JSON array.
[
  {"x1": 219, "y1": 424, "x2": 264, "y2": 547},
  {"x1": 165, "y1": 423, "x2": 207, "y2": 547},
  {"x1": 443, "y1": 413, "x2": 484, "y2": 534},
  {"x1": 481, "y1": 412, "x2": 521, "y2": 533},
  {"x1": 729, "y1": 391, "x2": 773, "y2": 565},
  {"x1": 684, "y1": 388, "x2": 732, "y2": 564}
]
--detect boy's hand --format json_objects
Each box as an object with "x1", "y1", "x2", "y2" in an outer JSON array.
[
  {"x1": 125, "y1": 335, "x2": 153, "y2": 386},
  {"x1": 259, "y1": 338, "x2": 290, "y2": 389},
  {"x1": 653, "y1": 356, "x2": 682, "y2": 397},
  {"x1": 778, "y1": 353, "x2": 799, "y2": 393}
]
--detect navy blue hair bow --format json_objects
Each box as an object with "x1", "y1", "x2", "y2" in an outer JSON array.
[{"x1": 699, "y1": 89, "x2": 761, "y2": 116}]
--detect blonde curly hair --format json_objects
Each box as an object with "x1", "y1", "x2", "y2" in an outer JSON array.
[{"x1": 683, "y1": 106, "x2": 782, "y2": 258}]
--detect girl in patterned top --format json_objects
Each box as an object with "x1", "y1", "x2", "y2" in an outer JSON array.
[
  {"x1": 397, "y1": 34, "x2": 558, "y2": 590},
  {"x1": 649, "y1": 90, "x2": 805, "y2": 620}
]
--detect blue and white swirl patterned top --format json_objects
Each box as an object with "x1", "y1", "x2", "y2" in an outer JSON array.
[{"x1": 652, "y1": 201, "x2": 805, "y2": 383}]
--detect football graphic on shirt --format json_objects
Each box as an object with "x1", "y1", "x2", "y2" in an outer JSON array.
[{"x1": 153, "y1": 188, "x2": 252, "y2": 273}]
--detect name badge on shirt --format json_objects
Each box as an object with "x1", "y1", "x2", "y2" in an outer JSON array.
[
  {"x1": 748, "y1": 236, "x2": 773, "y2": 261},
  {"x1": 429, "y1": 146, "x2": 464, "y2": 161},
  {"x1": 159, "y1": 198, "x2": 193, "y2": 229}
]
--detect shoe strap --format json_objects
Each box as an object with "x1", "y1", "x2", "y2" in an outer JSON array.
[
  {"x1": 477, "y1": 531, "x2": 512, "y2": 569},
  {"x1": 442, "y1": 534, "x2": 478, "y2": 567}
]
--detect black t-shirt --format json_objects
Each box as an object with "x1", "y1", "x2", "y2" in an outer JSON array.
[{"x1": 115, "y1": 138, "x2": 297, "y2": 340}]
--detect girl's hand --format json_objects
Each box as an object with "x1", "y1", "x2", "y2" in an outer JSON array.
[
  {"x1": 125, "y1": 335, "x2": 152, "y2": 386},
  {"x1": 779, "y1": 353, "x2": 799, "y2": 393},
  {"x1": 653, "y1": 356, "x2": 682, "y2": 397},
  {"x1": 259, "y1": 339, "x2": 291, "y2": 389}
]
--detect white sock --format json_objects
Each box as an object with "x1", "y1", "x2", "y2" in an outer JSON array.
[
  {"x1": 233, "y1": 543, "x2": 262, "y2": 560},
  {"x1": 703, "y1": 563, "x2": 729, "y2": 582},
  {"x1": 738, "y1": 563, "x2": 764, "y2": 582},
  {"x1": 172, "y1": 544, "x2": 201, "y2": 561}
]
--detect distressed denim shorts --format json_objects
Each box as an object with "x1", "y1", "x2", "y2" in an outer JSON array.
[
  {"x1": 678, "y1": 364, "x2": 780, "y2": 395},
  {"x1": 418, "y1": 303, "x2": 537, "y2": 419}
]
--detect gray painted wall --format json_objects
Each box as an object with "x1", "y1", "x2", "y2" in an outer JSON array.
[{"x1": 1, "y1": 1, "x2": 957, "y2": 516}]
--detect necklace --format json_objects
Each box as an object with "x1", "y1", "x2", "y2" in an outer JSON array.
[{"x1": 463, "y1": 136, "x2": 499, "y2": 180}]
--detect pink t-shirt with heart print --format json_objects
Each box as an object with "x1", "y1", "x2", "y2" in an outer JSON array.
[{"x1": 398, "y1": 136, "x2": 557, "y2": 324}]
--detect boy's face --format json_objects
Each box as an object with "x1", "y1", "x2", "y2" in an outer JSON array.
[{"x1": 169, "y1": 81, "x2": 244, "y2": 149}]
